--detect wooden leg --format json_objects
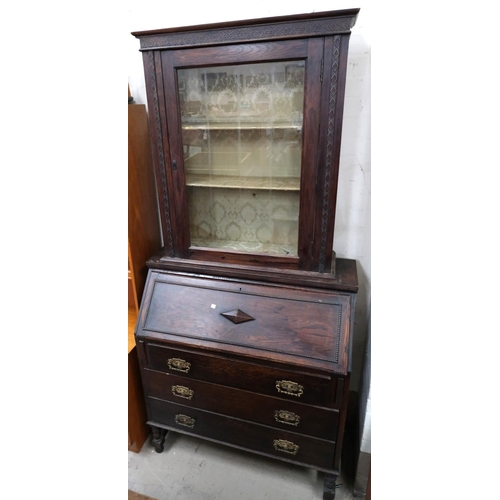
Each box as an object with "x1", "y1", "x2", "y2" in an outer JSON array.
[
  {"x1": 151, "y1": 425, "x2": 167, "y2": 453},
  {"x1": 323, "y1": 473, "x2": 338, "y2": 500}
]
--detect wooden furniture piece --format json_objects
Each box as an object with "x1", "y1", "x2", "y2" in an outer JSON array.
[
  {"x1": 131, "y1": 9, "x2": 359, "y2": 498},
  {"x1": 128, "y1": 99, "x2": 162, "y2": 452}
]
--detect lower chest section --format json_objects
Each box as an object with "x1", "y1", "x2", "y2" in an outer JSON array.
[{"x1": 135, "y1": 271, "x2": 354, "y2": 473}]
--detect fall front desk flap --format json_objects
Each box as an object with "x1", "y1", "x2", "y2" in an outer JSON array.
[{"x1": 136, "y1": 271, "x2": 352, "y2": 375}]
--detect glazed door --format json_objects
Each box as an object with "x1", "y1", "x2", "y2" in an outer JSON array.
[{"x1": 161, "y1": 39, "x2": 324, "y2": 270}]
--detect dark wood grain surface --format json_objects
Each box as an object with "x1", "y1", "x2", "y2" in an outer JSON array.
[
  {"x1": 148, "y1": 252, "x2": 358, "y2": 292},
  {"x1": 132, "y1": 9, "x2": 359, "y2": 51},
  {"x1": 141, "y1": 341, "x2": 337, "y2": 407},
  {"x1": 170, "y1": 39, "x2": 309, "y2": 67},
  {"x1": 137, "y1": 271, "x2": 352, "y2": 374},
  {"x1": 148, "y1": 398, "x2": 336, "y2": 470},
  {"x1": 132, "y1": 9, "x2": 360, "y2": 37},
  {"x1": 143, "y1": 368, "x2": 340, "y2": 439},
  {"x1": 298, "y1": 36, "x2": 323, "y2": 270}
]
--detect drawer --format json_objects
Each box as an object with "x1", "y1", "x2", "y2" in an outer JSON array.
[
  {"x1": 143, "y1": 368, "x2": 339, "y2": 440},
  {"x1": 148, "y1": 398, "x2": 336, "y2": 471},
  {"x1": 143, "y1": 342, "x2": 338, "y2": 407}
]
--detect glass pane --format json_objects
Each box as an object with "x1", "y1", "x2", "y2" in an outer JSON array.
[{"x1": 178, "y1": 61, "x2": 305, "y2": 256}]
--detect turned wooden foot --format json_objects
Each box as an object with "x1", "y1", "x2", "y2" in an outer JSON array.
[
  {"x1": 323, "y1": 473, "x2": 338, "y2": 500},
  {"x1": 151, "y1": 425, "x2": 167, "y2": 453}
]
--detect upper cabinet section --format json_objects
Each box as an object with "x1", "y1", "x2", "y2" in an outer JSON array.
[{"x1": 132, "y1": 9, "x2": 359, "y2": 279}]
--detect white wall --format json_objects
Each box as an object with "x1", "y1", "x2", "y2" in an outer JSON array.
[{"x1": 127, "y1": 0, "x2": 371, "y2": 391}]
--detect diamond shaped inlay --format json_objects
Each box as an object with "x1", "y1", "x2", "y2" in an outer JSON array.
[{"x1": 220, "y1": 309, "x2": 254, "y2": 324}]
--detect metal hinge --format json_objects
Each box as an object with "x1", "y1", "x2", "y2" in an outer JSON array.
[{"x1": 320, "y1": 58, "x2": 324, "y2": 82}]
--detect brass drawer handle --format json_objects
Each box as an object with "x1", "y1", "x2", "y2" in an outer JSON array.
[
  {"x1": 172, "y1": 385, "x2": 194, "y2": 400},
  {"x1": 167, "y1": 357, "x2": 191, "y2": 373},
  {"x1": 274, "y1": 410, "x2": 300, "y2": 426},
  {"x1": 273, "y1": 439, "x2": 299, "y2": 455},
  {"x1": 174, "y1": 414, "x2": 196, "y2": 428},
  {"x1": 276, "y1": 380, "x2": 304, "y2": 397}
]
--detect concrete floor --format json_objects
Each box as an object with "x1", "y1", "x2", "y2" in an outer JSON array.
[{"x1": 128, "y1": 430, "x2": 356, "y2": 500}]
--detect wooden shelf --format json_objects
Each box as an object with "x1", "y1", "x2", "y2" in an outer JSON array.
[
  {"x1": 182, "y1": 120, "x2": 302, "y2": 131},
  {"x1": 186, "y1": 174, "x2": 300, "y2": 191},
  {"x1": 191, "y1": 238, "x2": 297, "y2": 256}
]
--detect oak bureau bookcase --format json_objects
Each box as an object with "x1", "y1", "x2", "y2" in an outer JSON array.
[{"x1": 132, "y1": 8, "x2": 360, "y2": 499}]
